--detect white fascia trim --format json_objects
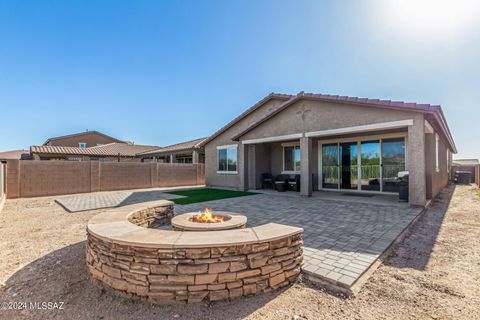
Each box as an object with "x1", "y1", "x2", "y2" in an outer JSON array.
[
  {"x1": 216, "y1": 144, "x2": 238, "y2": 150},
  {"x1": 424, "y1": 120, "x2": 434, "y2": 134},
  {"x1": 305, "y1": 119, "x2": 414, "y2": 138},
  {"x1": 242, "y1": 133, "x2": 303, "y2": 145}
]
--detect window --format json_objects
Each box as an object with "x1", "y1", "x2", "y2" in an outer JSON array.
[
  {"x1": 217, "y1": 145, "x2": 237, "y2": 173},
  {"x1": 435, "y1": 134, "x2": 439, "y2": 172},
  {"x1": 79, "y1": 142, "x2": 87, "y2": 148},
  {"x1": 283, "y1": 144, "x2": 300, "y2": 172}
]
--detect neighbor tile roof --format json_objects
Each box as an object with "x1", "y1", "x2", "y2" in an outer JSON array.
[
  {"x1": 138, "y1": 137, "x2": 207, "y2": 156},
  {"x1": 31, "y1": 143, "x2": 159, "y2": 157},
  {"x1": 228, "y1": 91, "x2": 456, "y2": 153}
]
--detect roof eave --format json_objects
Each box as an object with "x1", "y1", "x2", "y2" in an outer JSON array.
[
  {"x1": 199, "y1": 93, "x2": 292, "y2": 147},
  {"x1": 231, "y1": 94, "x2": 456, "y2": 153}
]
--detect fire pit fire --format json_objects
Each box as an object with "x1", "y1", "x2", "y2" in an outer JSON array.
[
  {"x1": 191, "y1": 208, "x2": 225, "y2": 223},
  {"x1": 171, "y1": 210, "x2": 247, "y2": 231}
]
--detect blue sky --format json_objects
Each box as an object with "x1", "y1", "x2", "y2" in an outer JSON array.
[{"x1": 0, "y1": 0, "x2": 479, "y2": 158}]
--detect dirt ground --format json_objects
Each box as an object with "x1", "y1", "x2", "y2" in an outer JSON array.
[{"x1": 0, "y1": 184, "x2": 479, "y2": 320}]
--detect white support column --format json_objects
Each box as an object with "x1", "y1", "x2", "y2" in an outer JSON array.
[
  {"x1": 170, "y1": 154, "x2": 174, "y2": 163},
  {"x1": 300, "y1": 136, "x2": 312, "y2": 196},
  {"x1": 192, "y1": 150, "x2": 199, "y2": 164}
]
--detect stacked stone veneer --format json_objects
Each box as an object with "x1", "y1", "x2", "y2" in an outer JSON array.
[
  {"x1": 86, "y1": 203, "x2": 303, "y2": 303},
  {"x1": 127, "y1": 205, "x2": 174, "y2": 229}
]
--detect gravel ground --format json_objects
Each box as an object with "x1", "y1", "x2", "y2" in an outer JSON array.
[{"x1": 0, "y1": 184, "x2": 479, "y2": 320}]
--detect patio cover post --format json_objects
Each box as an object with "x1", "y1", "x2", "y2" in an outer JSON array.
[
  {"x1": 239, "y1": 143, "x2": 249, "y2": 191},
  {"x1": 407, "y1": 117, "x2": 427, "y2": 206},
  {"x1": 300, "y1": 136, "x2": 312, "y2": 196}
]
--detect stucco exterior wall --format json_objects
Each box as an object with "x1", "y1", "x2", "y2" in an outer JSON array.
[
  {"x1": 425, "y1": 131, "x2": 450, "y2": 199},
  {"x1": 240, "y1": 100, "x2": 423, "y2": 141},
  {"x1": 204, "y1": 98, "x2": 288, "y2": 188}
]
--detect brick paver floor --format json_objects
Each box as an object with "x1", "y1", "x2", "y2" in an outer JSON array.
[
  {"x1": 175, "y1": 192, "x2": 422, "y2": 290},
  {"x1": 55, "y1": 189, "x2": 186, "y2": 212}
]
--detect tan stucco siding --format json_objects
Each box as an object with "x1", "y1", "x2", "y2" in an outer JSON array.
[
  {"x1": 204, "y1": 98, "x2": 287, "y2": 189},
  {"x1": 240, "y1": 100, "x2": 423, "y2": 141},
  {"x1": 425, "y1": 130, "x2": 450, "y2": 199}
]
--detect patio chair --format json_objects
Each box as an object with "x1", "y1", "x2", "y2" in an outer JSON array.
[
  {"x1": 274, "y1": 174, "x2": 289, "y2": 192},
  {"x1": 287, "y1": 174, "x2": 301, "y2": 192},
  {"x1": 261, "y1": 173, "x2": 274, "y2": 189}
]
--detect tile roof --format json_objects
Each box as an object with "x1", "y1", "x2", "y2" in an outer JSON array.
[
  {"x1": 31, "y1": 143, "x2": 159, "y2": 157},
  {"x1": 138, "y1": 137, "x2": 207, "y2": 156},
  {"x1": 229, "y1": 91, "x2": 456, "y2": 153},
  {"x1": 43, "y1": 130, "x2": 124, "y2": 145}
]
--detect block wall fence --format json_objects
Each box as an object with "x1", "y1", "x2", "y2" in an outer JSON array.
[{"x1": 5, "y1": 160, "x2": 205, "y2": 198}]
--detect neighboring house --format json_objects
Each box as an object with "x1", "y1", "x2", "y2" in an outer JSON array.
[
  {"x1": 199, "y1": 91, "x2": 456, "y2": 207},
  {"x1": 138, "y1": 137, "x2": 207, "y2": 164},
  {"x1": 43, "y1": 130, "x2": 124, "y2": 148},
  {"x1": 451, "y1": 159, "x2": 479, "y2": 183},
  {"x1": 30, "y1": 142, "x2": 159, "y2": 162},
  {"x1": 0, "y1": 149, "x2": 31, "y2": 160}
]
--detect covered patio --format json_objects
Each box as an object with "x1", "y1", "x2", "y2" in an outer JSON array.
[{"x1": 236, "y1": 120, "x2": 417, "y2": 203}]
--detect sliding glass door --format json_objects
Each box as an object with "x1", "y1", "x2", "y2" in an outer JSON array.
[
  {"x1": 360, "y1": 140, "x2": 381, "y2": 191},
  {"x1": 322, "y1": 144, "x2": 339, "y2": 189},
  {"x1": 320, "y1": 137, "x2": 405, "y2": 193},
  {"x1": 382, "y1": 138, "x2": 406, "y2": 192},
  {"x1": 340, "y1": 142, "x2": 358, "y2": 190}
]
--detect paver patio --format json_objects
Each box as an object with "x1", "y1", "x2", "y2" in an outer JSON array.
[
  {"x1": 54, "y1": 188, "x2": 194, "y2": 212},
  {"x1": 55, "y1": 186, "x2": 423, "y2": 293},
  {"x1": 174, "y1": 191, "x2": 423, "y2": 293}
]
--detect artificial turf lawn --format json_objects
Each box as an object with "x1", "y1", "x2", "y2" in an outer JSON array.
[{"x1": 165, "y1": 188, "x2": 257, "y2": 205}]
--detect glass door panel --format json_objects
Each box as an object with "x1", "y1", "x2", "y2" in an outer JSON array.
[
  {"x1": 382, "y1": 138, "x2": 406, "y2": 192},
  {"x1": 340, "y1": 142, "x2": 358, "y2": 189},
  {"x1": 360, "y1": 140, "x2": 381, "y2": 191},
  {"x1": 322, "y1": 144, "x2": 339, "y2": 189}
]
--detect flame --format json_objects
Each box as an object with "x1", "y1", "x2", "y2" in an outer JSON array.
[{"x1": 192, "y1": 208, "x2": 224, "y2": 223}]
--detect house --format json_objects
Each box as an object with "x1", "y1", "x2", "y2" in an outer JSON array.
[
  {"x1": 30, "y1": 130, "x2": 160, "y2": 161},
  {"x1": 199, "y1": 92, "x2": 456, "y2": 206},
  {"x1": 43, "y1": 130, "x2": 124, "y2": 148},
  {"x1": 30, "y1": 143, "x2": 160, "y2": 161},
  {"x1": 137, "y1": 137, "x2": 207, "y2": 163}
]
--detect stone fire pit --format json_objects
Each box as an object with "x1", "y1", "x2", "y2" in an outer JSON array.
[
  {"x1": 86, "y1": 200, "x2": 303, "y2": 304},
  {"x1": 171, "y1": 210, "x2": 247, "y2": 231}
]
